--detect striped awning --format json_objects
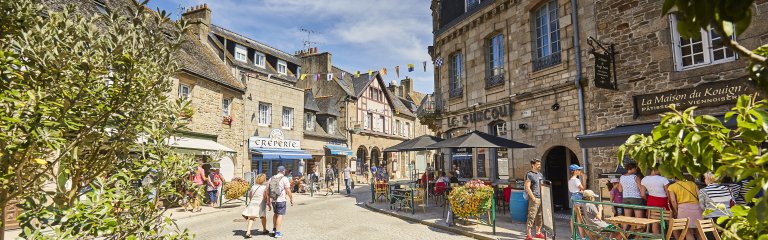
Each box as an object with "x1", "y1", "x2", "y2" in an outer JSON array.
[{"x1": 251, "y1": 148, "x2": 312, "y2": 160}]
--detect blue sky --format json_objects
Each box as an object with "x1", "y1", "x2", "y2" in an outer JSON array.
[{"x1": 148, "y1": 0, "x2": 435, "y2": 93}]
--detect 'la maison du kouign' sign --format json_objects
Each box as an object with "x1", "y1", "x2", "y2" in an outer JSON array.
[{"x1": 632, "y1": 78, "x2": 760, "y2": 117}]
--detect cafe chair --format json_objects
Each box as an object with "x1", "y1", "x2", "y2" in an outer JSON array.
[
  {"x1": 666, "y1": 218, "x2": 690, "y2": 240},
  {"x1": 494, "y1": 187, "x2": 508, "y2": 214},
  {"x1": 406, "y1": 188, "x2": 426, "y2": 213},
  {"x1": 374, "y1": 181, "x2": 388, "y2": 202},
  {"x1": 697, "y1": 218, "x2": 721, "y2": 240},
  {"x1": 648, "y1": 208, "x2": 674, "y2": 235}
]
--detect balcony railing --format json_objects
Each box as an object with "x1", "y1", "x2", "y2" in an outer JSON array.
[
  {"x1": 485, "y1": 74, "x2": 504, "y2": 88},
  {"x1": 533, "y1": 52, "x2": 562, "y2": 71},
  {"x1": 449, "y1": 87, "x2": 463, "y2": 99}
]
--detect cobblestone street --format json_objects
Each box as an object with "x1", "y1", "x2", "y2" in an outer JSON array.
[{"x1": 172, "y1": 187, "x2": 472, "y2": 240}]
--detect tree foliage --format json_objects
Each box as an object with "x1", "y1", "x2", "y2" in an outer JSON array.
[
  {"x1": 618, "y1": 2, "x2": 768, "y2": 239},
  {"x1": 0, "y1": 0, "x2": 195, "y2": 238}
]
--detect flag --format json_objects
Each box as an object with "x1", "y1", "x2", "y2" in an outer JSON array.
[
  {"x1": 395, "y1": 66, "x2": 400, "y2": 78},
  {"x1": 327, "y1": 73, "x2": 333, "y2": 81},
  {"x1": 368, "y1": 70, "x2": 372, "y2": 76},
  {"x1": 355, "y1": 71, "x2": 360, "y2": 78},
  {"x1": 381, "y1": 68, "x2": 387, "y2": 76},
  {"x1": 423, "y1": 61, "x2": 427, "y2": 72},
  {"x1": 434, "y1": 57, "x2": 443, "y2": 67},
  {"x1": 407, "y1": 64, "x2": 414, "y2": 72},
  {"x1": 300, "y1": 74, "x2": 307, "y2": 80},
  {"x1": 314, "y1": 74, "x2": 320, "y2": 81}
]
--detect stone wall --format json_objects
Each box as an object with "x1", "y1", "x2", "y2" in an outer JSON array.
[{"x1": 586, "y1": 0, "x2": 768, "y2": 176}]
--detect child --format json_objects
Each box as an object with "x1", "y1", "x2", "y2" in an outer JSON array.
[{"x1": 609, "y1": 178, "x2": 623, "y2": 216}]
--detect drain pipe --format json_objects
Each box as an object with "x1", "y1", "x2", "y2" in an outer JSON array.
[{"x1": 571, "y1": 0, "x2": 590, "y2": 186}]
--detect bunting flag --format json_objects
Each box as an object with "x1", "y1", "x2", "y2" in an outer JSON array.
[
  {"x1": 434, "y1": 57, "x2": 444, "y2": 67},
  {"x1": 395, "y1": 66, "x2": 400, "y2": 78},
  {"x1": 314, "y1": 74, "x2": 320, "y2": 81},
  {"x1": 368, "y1": 70, "x2": 372, "y2": 76},
  {"x1": 407, "y1": 64, "x2": 414, "y2": 72},
  {"x1": 423, "y1": 61, "x2": 427, "y2": 72},
  {"x1": 381, "y1": 68, "x2": 387, "y2": 76},
  {"x1": 355, "y1": 71, "x2": 360, "y2": 78},
  {"x1": 327, "y1": 73, "x2": 333, "y2": 81},
  {"x1": 300, "y1": 74, "x2": 307, "y2": 80}
]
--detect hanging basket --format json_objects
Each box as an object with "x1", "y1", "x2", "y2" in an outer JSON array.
[{"x1": 448, "y1": 180, "x2": 494, "y2": 218}]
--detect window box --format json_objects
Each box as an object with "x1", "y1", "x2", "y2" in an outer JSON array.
[
  {"x1": 449, "y1": 87, "x2": 463, "y2": 99},
  {"x1": 222, "y1": 115, "x2": 233, "y2": 125},
  {"x1": 532, "y1": 51, "x2": 561, "y2": 71}
]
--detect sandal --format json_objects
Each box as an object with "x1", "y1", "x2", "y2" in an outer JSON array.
[{"x1": 244, "y1": 234, "x2": 252, "y2": 239}]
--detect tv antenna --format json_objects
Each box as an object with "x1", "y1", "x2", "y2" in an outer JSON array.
[{"x1": 300, "y1": 27, "x2": 319, "y2": 49}]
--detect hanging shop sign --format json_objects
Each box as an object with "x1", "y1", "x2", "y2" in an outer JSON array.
[
  {"x1": 632, "y1": 78, "x2": 760, "y2": 117},
  {"x1": 248, "y1": 129, "x2": 301, "y2": 150},
  {"x1": 447, "y1": 104, "x2": 511, "y2": 128},
  {"x1": 588, "y1": 37, "x2": 618, "y2": 90}
]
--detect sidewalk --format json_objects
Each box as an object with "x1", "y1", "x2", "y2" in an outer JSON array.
[{"x1": 361, "y1": 189, "x2": 573, "y2": 240}]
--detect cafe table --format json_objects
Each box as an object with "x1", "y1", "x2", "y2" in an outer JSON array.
[{"x1": 605, "y1": 215, "x2": 661, "y2": 239}]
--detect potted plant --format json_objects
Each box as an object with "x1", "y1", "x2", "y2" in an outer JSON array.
[{"x1": 448, "y1": 179, "x2": 493, "y2": 218}]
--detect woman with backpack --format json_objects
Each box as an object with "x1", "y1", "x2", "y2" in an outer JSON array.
[
  {"x1": 242, "y1": 174, "x2": 269, "y2": 238},
  {"x1": 207, "y1": 168, "x2": 222, "y2": 207}
]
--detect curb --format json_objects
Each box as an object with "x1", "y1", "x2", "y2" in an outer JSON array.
[
  {"x1": 362, "y1": 202, "x2": 495, "y2": 240},
  {"x1": 169, "y1": 207, "x2": 229, "y2": 220}
]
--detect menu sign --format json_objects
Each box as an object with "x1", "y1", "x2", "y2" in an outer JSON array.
[
  {"x1": 633, "y1": 78, "x2": 759, "y2": 117},
  {"x1": 594, "y1": 52, "x2": 614, "y2": 90}
]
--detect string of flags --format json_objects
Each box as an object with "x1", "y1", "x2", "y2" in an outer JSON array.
[{"x1": 296, "y1": 57, "x2": 447, "y2": 81}]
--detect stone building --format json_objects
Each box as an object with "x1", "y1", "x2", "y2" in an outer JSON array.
[
  {"x1": 182, "y1": 5, "x2": 308, "y2": 177},
  {"x1": 388, "y1": 78, "x2": 437, "y2": 174},
  {"x1": 576, "y1": 1, "x2": 768, "y2": 177},
  {"x1": 429, "y1": 0, "x2": 597, "y2": 209}
]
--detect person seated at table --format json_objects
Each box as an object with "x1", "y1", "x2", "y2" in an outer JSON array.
[
  {"x1": 580, "y1": 190, "x2": 621, "y2": 238},
  {"x1": 448, "y1": 171, "x2": 459, "y2": 184},
  {"x1": 434, "y1": 172, "x2": 448, "y2": 195}
]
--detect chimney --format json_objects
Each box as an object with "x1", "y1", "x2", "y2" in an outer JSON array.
[
  {"x1": 299, "y1": 51, "x2": 332, "y2": 76},
  {"x1": 181, "y1": 4, "x2": 212, "y2": 41},
  {"x1": 401, "y1": 77, "x2": 413, "y2": 94}
]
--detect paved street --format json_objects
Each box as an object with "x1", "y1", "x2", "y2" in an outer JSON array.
[{"x1": 173, "y1": 187, "x2": 472, "y2": 240}]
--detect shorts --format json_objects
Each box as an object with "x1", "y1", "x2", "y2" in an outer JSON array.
[
  {"x1": 325, "y1": 178, "x2": 334, "y2": 186},
  {"x1": 646, "y1": 195, "x2": 669, "y2": 210},
  {"x1": 569, "y1": 192, "x2": 583, "y2": 208},
  {"x1": 623, "y1": 197, "x2": 644, "y2": 205},
  {"x1": 207, "y1": 190, "x2": 218, "y2": 203},
  {"x1": 526, "y1": 198, "x2": 543, "y2": 228},
  {"x1": 272, "y1": 201, "x2": 287, "y2": 215}
]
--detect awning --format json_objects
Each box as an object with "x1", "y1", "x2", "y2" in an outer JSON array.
[
  {"x1": 251, "y1": 148, "x2": 312, "y2": 160},
  {"x1": 325, "y1": 145, "x2": 353, "y2": 156},
  {"x1": 168, "y1": 137, "x2": 236, "y2": 153},
  {"x1": 452, "y1": 153, "x2": 472, "y2": 161},
  {"x1": 576, "y1": 115, "x2": 735, "y2": 148}
]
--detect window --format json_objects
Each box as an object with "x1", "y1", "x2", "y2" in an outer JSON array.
[
  {"x1": 296, "y1": 66, "x2": 301, "y2": 77},
  {"x1": 258, "y1": 102, "x2": 271, "y2": 126},
  {"x1": 450, "y1": 51, "x2": 463, "y2": 97},
  {"x1": 327, "y1": 117, "x2": 336, "y2": 134},
  {"x1": 671, "y1": 16, "x2": 736, "y2": 70},
  {"x1": 179, "y1": 84, "x2": 190, "y2": 99},
  {"x1": 222, "y1": 98, "x2": 231, "y2": 116},
  {"x1": 305, "y1": 112, "x2": 315, "y2": 130},
  {"x1": 277, "y1": 60, "x2": 287, "y2": 75},
  {"x1": 282, "y1": 107, "x2": 294, "y2": 129},
  {"x1": 379, "y1": 115, "x2": 385, "y2": 132},
  {"x1": 395, "y1": 120, "x2": 401, "y2": 136},
  {"x1": 254, "y1": 52, "x2": 265, "y2": 68},
  {"x1": 370, "y1": 88, "x2": 379, "y2": 101},
  {"x1": 365, "y1": 113, "x2": 373, "y2": 130},
  {"x1": 487, "y1": 34, "x2": 504, "y2": 76},
  {"x1": 235, "y1": 44, "x2": 248, "y2": 62},
  {"x1": 465, "y1": 0, "x2": 481, "y2": 12},
  {"x1": 405, "y1": 122, "x2": 411, "y2": 138},
  {"x1": 532, "y1": 0, "x2": 561, "y2": 71}
]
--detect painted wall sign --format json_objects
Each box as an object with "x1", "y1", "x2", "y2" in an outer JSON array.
[
  {"x1": 447, "y1": 105, "x2": 511, "y2": 128},
  {"x1": 632, "y1": 78, "x2": 760, "y2": 117},
  {"x1": 248, "y1": 129, "x2": 301, "y2": 150}
]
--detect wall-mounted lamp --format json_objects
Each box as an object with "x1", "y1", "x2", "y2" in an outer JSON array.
[{"x1": 518, "y1": 123, "x2": 529, "y2": 130}]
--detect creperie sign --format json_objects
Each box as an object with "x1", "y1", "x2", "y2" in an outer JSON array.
[{"x1": 248, "y1": 137, "x2": 301, "y2": 150}]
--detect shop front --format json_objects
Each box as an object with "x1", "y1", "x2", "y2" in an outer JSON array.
[
  {"x1": 249, "y1": 129, "x2": 311, "y2": 176},
  {"x1": 168, "y1": 135, "x2": 237, "y2": 181},
  {"x1": 324, "y1": 143, "x2": 353, "y2": 174}
]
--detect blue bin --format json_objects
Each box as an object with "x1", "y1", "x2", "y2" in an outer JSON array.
[{"x1": 509, "y1": 190, "x2": 528, "y2": 222}]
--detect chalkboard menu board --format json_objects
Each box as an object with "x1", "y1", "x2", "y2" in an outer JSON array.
[{"x1": 476, "y1": 153, "x2": 486, "y2": 178}]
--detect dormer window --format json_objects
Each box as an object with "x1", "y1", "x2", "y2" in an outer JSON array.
[
  {"x1": 235, "y1": 44, "x2": 247, "y2": 62},
  {"x1": 327, "y1": 117, "x2": 337, "y2": 134},
  {"x1": 296, "y1": 66, "x2": 302, "y2": 77},
  {"x1": 254, "y1": 52, "x2": 266, "y2": 68},
  {"x1": 277, "y1": 60, "x2": 287, "y2": 75}
]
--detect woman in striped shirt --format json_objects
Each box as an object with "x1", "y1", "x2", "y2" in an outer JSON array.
[{"x1": 699, "y1": 172, "x2": 733, "y2": 224}]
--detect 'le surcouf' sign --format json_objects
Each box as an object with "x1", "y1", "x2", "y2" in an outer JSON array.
[
  {"x1": 447, "y1": 105, "x2": 511, "y2": 128},
  {"x1": 632, "y1": 78, "x2": 760, "y2": 117}
]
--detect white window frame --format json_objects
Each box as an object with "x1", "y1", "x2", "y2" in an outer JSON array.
[
  {"x1": 305, "y1": 112, "x2": 315, "y2": 131},
  {"x1": 258, "y1": 102, "x2": 271, "y2": 126},
  {"x1": 379, "y1": 115, "x2": 385, "y2": 132},
  {"x1": 327, "y1": 117, "x2": 336, "y2": 134},
  {"x1": 405, "y1": 122, "x2": 411, "y2": 138},
  {"x1": 282, "y1": 107, "x2": 294, "y2": 129},
  {"x1": 670, "y1": 15, "x2": 737, "y2": 71},
  {"x1": 364, "y1": 113, "x2": 372, "y2": 129},
  {"x1": 254, "y1": 52, "x2": 266, "y2": 68},
  {"x1": 179, "y1": 84, "x2": 191, "y2": 99},
  {"x1": 277, "y1": 60, "x2": 288, "y2": 75},
  {"x1": 235, "y1": 44, "x2": 248, "y2": 62},
  {"x1": 222, "y1": 98, "x2": 231, "y2": 117}
]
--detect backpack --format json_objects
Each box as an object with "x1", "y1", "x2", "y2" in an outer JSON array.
[
  {"x1": 268, "y1": 176, "x2": 284, "y2": 200},
  {"x1": 212, "y1": 174, "x2": 221, "y2": 187},
  {"x1": 310, "y1": 173, "x2": 319, "y2": 183}
]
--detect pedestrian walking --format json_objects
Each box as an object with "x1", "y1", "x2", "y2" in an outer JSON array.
[
  {"x1": 242, "y1": 174, "x2": 268, "y2": 238},
  {"x1": 525, "y1": 159, "x2": 545, "y2": 240},
  {"x1": 699, "y1": 172, "x2": 733, "y2": 226},
  {"x1": 640, "y1": 165, "x2": 670, "y2": 234},
  {"x1": 617, "y1": 162, "x2": 646, "y2": 219},
  {"x1": 343, "y1": 163, "x2": 352, "y2": 195},
  {"x1": 265, "y1": 166, "x2": 294, "y2": 238},
  {"x1": 668, "y1": 175, "x2": 702, "y2": 240},
  {"x1": 207, "y1": 167, "x2": 222, "y2": 207},
  {"x1": 185, "y1": 159, "x2": 205, "y2": 212},
  {"x1": 325, "y1": 165, "x2": 335, "y2": 195}
]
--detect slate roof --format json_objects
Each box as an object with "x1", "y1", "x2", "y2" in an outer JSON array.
[
  {"x1": 178, "y1": 34, "x2": 244, "y2": 91},
  {"x1": 304, "y1": 121, "x2": 346, "y2": 141},
  {"x1": 209, "y1": 25, "x2": 299, "y2": 83},
  {"x1": 351, "y1": 72, "x2": 375, "y2": 97},
  {"x1": 304, "y1": 91, "x2": 321, "y2": 112},
  {"x1": 210, "y1": 25, "x2": 300, "y2": 64},
  {"x1": 316, "y1": 97, "x2": 341, "y2": 116}
]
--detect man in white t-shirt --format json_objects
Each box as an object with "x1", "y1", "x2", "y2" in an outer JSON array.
[
  {"x1": 343, "y1": 163, "x2": 352, "y2": 195},
  {"x1": 266, "y1": 166, "x2": 293, "y2": 238}
]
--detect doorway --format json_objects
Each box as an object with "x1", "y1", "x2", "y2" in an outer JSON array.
[{"x1": 543, "y1": 146, "x2": 579, "y2": 211}]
